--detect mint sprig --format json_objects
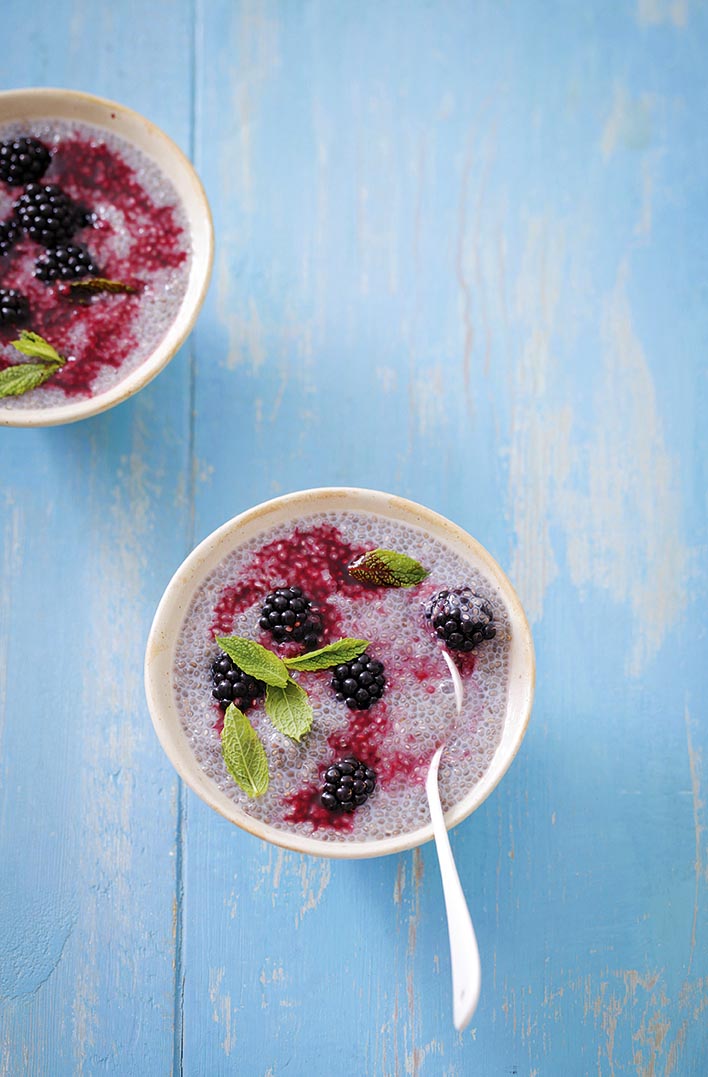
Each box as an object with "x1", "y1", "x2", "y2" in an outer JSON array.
[
  {"x1": 69, "y1": 277, "x2": 138, "y2": 301},
  {"x1": 221, "y1": 704, "x2": 269, "y2": 797},
  {"x1": 216, "y1": 635, "x2": 290, "y2": 687},
  {"x1": 0, "y1": 362, "x2": 58, "y2": 398},
  {"x1": 348, "y1": 548, "x2": 429, "y2": 588},
  {"x1": 217, "y1": 634, "x2": 371, "y2": 762},
  {"x1": 0, "y1": 331, "x2": 66, "y2": 400},
  {"x1": 284, "y1": 638, "x2": 369, "y2": 672},
  {"x1": 11, "y1": 331, "x2": 64, "y2": 364},
  {"x1": 264, "y1": 680, "x2": 313, "y2": 742}
]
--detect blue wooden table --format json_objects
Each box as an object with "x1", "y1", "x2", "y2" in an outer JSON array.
[{"x1": 1, "y1": 2, "x2": 706, "y2": 1074}]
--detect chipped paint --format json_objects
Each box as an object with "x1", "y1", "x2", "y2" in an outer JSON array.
[
  {"x1": 601, "y1": 86, "x2": 655, "y2": 159},
  {"x1": 637, "y1": 0, "x2": 688, "y2": 27},
  {"x1": 0, "y1": 1034, "x2": 11, "y2": 1077},
  {"x1": 532, "y1": 967, "x2": 708, "y2": 1076},
  {"x1": 635, "y1": 152, "x2": 664, "y2": 239},
  {"x1": 411, "y1": 365, "x2": 448, "y2": 438},
  {"x1": 684, "y1": 707, "x2": 705, "y2": 975},
  {"x1": 272, "y1": 847, "x2": 285, "y2": 892},
  {"x1": 229, "y1": 0, "x2": 280, "y2": 216},
  {"x1": 208, "y1": 966, "x2": 235, "y2": 1056},
  {"x1": 509, "y1": 223, "x2": 693, "y2": 672},
  {"x1": 508, "y1": 216, "x2": 568, "y2": 623},
  {"x1": 294, "y1": 855, "x2": 331, "y2": 927},
  {"x1": 218, "y1": 278, "x2": 267, "y2": 374},
  {"x1": 394, "y1": 859, "x2": 407, "y2": 906},
  {"x1": 562, "y1": 265, "x2": 693, "y2": 674},
  {"x1": 225, "y1": 888, "x2": 239, "y2": 920},
  {"x1": 376, "y1": 365, "x2": 398, "y2": 394}
]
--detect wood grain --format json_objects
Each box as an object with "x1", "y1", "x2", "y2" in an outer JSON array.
[{"x1": 1, "y1": 1, "x2": 706, "y2": 1073}]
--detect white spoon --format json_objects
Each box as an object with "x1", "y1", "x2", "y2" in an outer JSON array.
[{"x1": 424, "y1": 651, "x2": 481, "y2": 1031}]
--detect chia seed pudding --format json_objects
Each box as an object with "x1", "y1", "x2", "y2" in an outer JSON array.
[
  {"x1": 0, "y1": 119, "x2": 191, "y2": 407},
  {"x1": 173, "y1": 511, "x2": 512, "y2": 845}
]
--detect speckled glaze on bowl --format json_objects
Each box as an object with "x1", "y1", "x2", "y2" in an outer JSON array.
[
  {"x1": 0, "y1": 88, "x2": 213, "y2": 427},
  {"x1": 145, "y1": 488, "x2": 535, "y2": 859}
]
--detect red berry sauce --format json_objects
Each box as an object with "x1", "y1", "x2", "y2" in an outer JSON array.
[
  {"x1": 283, "y1": 784, "x2": 355, "y2": 832},
  {"x1": 211, "y1": 523, "x2": 373, "y2": 643}
]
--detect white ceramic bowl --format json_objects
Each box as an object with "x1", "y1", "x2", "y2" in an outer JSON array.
[
  {"x1": 145, "y1": 488, "x2": 535, "y2": 859},
  {"x1": 0, "y1": 88, "x2": 213, "y2": 426}
]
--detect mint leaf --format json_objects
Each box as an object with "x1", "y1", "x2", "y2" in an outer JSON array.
[
  {"x1": 0, "y1": 361, "x2": 59, "y2": 399},
  {"x1": 284, "y1": 638, "x2": 369, "y2": 672},
  {"x1": 264, "y1": 680, "x2": 313, "y2": 742},
  {"x1": 1, "y1": 331, "x2": 67, "y2": 398},
  {"x1": 10, "y1": 330, "x2": 64, "y2": 365},
  {"x1": 216, "y1": 636, "x2": 290, "y2": 687},
  {"x1": 69, "y1": 277, "x2": 138, "y2": 300},
  {"x1": 348, "y1": 548, "x2": 429, "y2": 588},
  {"x1": 221, "y1": 704, "x2": 269, "y2": 797}
]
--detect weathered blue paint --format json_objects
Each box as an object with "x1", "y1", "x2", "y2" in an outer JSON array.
[{"x1": 1, "y1": 1, "x2": 706, "y2": 1074}]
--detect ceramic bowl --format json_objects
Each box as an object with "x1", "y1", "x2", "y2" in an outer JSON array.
[
  {"x1": 145, "y1": 488, "x2": 535, "y2": 859},
  {"x1": 0, "y1": 87, "x2": 213, "y2": 426}
]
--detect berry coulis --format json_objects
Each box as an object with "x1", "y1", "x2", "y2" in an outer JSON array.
[
  {"x1": 211, "y1": 523, "x2": 374, "y2": 643},
  {"x1": 0, "y1": 131, "x2": 188, "y2": 396}
]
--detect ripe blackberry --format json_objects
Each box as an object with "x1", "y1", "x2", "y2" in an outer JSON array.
[
  {"x1": 14, "y1": 183, "x2": 86, "y2": 247},
  {"x1": 0, "y1": 137, "x2": 51, "y2": 186},
  {"x1": 259, "y1": 586, "x2": 323, "y2": 649},
  {"x1": 0, "y1": 219, "x2": 19, "y2": 259},
  {"x1": 424, "y1": 587, "x2": 496, "y2": 652},
  {"x1": 0, "y1": 288, "x2": 29, "y2": 327},
  {"x1": 321, "y1": 756, "x2": 377, "y2": 813},
  {"x1": 34, "y1": 244, "x2": 99, "y2": 283},
  {"x1": 331, "y1": 653, "x2": 386, "y2": 710},
  {"x1": 210, "y1": 651, "x2": 265, "y2": 712}
]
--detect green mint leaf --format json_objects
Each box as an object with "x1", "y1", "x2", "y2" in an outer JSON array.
[
  {"x1": 69, "y1": 277, "x2": 138, "y2": 300},
  {"x1": 10, "y1": 330, "x2": 64, "y2": 365},
  {"x1": 348, "y1": 548, "x2": 429, "y2": 588},
  {"x1": 284, "y1": 638, "x2": 370, "y2": 672},
  {"x1": 264, "y1": 680, "x2": 313, "y2": 742},
  {"x1": 221, "y1": 704, "x2": 269, "y2": 797},
  {"x1": 0, "y1": 361, "x2": 60, "y2": 400},
  {"x1": 215, "y1": 635, "x2": 289, "y2": 687}
]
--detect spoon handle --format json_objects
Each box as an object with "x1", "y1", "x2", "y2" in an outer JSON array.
[{"x1": 425, "y1": 746, "x2": 481, "y2": 1031}]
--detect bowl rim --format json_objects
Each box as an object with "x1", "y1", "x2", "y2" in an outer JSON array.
[
  {"x1": 0, "y1": 86, "x2": 214, "y2": 427},
  {"x1": 144, "y1": 487, "x2": 536, "y2": 859}
]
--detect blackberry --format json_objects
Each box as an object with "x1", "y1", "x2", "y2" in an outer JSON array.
[
  {"x1": 0, "y1": 137, "x2": 51, "y2": 186},
  {"x1": 0, "y1": 219, "x2": 19, "y2": 259},
  {"x1": 424, "y1": 587, "x2": 496, "y2": 652},
  {"x1": 321, "y1": 756, "x2": 377, "y2": 813},
  {"x1": 0, "y1": 288, "x2": 29, "y2": 327},
  {"x1": 14, "y1": 183, "x2": 86, "y2": 247},
  {"x1": 210, "y1": 651, "x2": 265, "y2": 712},
  {"x1": 259, "y1": 586, "x2": 323, "y2": 649},
  {"x1": 34, "y1": 244, "x2": 99, "y2": 283},
  {"x1": 331, "y1": 653, "x2": 386, "y2": 710}
]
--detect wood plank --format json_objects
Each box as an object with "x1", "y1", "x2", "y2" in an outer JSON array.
[
  {"x1": 0, "y1": 2, "x2": 194, "y2": 1073},
  {"x1": 183, "y1": 1, "x2": 707, "y2": 1074}
]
